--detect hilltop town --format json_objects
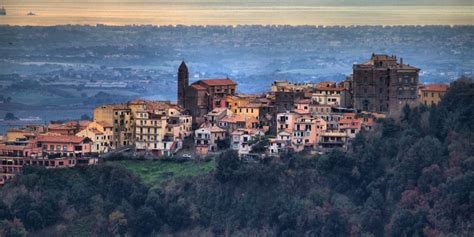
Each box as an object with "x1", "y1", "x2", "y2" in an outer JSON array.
[
  {"x1": 0, "y1": 25, "x2": 471, "y2": 130},
  {"x1": 0, "y1": 54, "x2": 450, "y2": 184}
]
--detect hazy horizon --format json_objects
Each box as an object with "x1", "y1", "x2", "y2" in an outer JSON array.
[{"x1": 0, "y1": 1, "x2": 473, "y2": 26}]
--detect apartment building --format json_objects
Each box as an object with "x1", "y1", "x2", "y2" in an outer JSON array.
[
  {"x1": 418, "y1": 84, "x2": 449, "y2": 106},
  {"x1": 230, "y1": 129, "x2": 265, "y2": 157}
]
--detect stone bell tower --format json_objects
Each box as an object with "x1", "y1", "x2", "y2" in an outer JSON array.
[{"x1": 177, "y1": 61, "x2": 189, "y2": 108}]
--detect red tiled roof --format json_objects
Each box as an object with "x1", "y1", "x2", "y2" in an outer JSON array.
[
  {"x1": 89, "y1": 128, "x2": 103, "y2": 135},
  {"x1": 0, "y1": 145, "x2": 29, "y2": 151},
  {"x1": 36, "y1": 135, "x2": 86, "y2": 144},
  {"x1": 420, "y1": 84, "x2": 449, "y2": 92},
  {"x1": 339, "y1": 119, "x2": 362, "y2": 125},
  {"x1": 190, "y1": 84, "x2": 206, "y2": 90},
  {"x1": 66, "y1": 120, "x2": 91, "y2": 127},
  {"x1": 220, "y1": 114, "x2": 257, "y2": 123},
  {"x1": 96, "y1": 121, "x2": 113, "y2": 128},
  {"x1": 128, "y1": 99, "x2": 148, "y2": 105},
  {"x1": 48, "y1": 124, "x2": 75, "y2": 130},
  {"x1": 210, "y1": 126, "x2": 226, "y2": 133},
  {"x1": 199, "y1": 78, "x2": 237, "y2": 86}
]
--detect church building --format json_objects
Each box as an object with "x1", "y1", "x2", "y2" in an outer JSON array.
[{"x1": 177, "y1": 61, "x2": 237, "y2": 124}]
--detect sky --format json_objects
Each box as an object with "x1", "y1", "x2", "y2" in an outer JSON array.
[
  {"x1": 4, "y1": 0, "x2": 473, "y2": 5},
  {"x1": 1, "y1": 0, "x2": 472, "y2": 25}
]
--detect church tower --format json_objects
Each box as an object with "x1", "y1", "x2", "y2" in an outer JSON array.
[{"x1": 177, "y1": 61, "x2": 189, "y2": 108}]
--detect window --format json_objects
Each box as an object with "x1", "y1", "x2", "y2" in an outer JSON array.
[{"x1": 63, "y1": 145, "x2": 67, "y2": 151}]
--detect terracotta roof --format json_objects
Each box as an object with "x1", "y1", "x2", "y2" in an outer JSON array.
[
  {"x1": 147, "y1": 101, "x2": 172, "y2": 110},
  {"x1": 0, "y1": 145, "x2": 30, "y2": 151},
  {"x1": 96, "y1": 121, "x2": 113, "y2": 128},
  {"x1": 128, "y1": 99, "x2": 148, "y2": 105},
  {"x1": 210, "y1": 126, "x2": 226, "y2": 133},
  {"x1": 89, "y1": 128, "x2": 104, "y2": 135},
  {"x1": 420, "y1": 84, "x2": 449, "y2": 92},
  {"x1": 339, "y1": 118, "x2": 362, "y2": 125},
  {"x1": 198, "y1": 78, "x2": 237, "y2": 86},
  {"x1": 220, "y1": 115, "x2": 246, "y2": 123},
  {"x1": 36, "y1": 135, "x2": 86, "y2": 144},
  {"x1": 190, "y1": 84, "x2": 206, "y2": 90},
  {"x1": 66, "y1": 120, "x2": 91, "y2": 127},
  {"x1": 48, "y1": 124, "x2": 75, "y2": 130},
  {"x1": 220, "y1": 114, "x2": 257, "y2": 123}
]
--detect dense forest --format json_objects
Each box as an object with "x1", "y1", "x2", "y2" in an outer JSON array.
[{"x1": 0, "y1": 78, "x2": 473, "y2": 236}]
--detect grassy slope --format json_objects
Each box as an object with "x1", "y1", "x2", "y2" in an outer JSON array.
[{"x1": 111, "y1": 160, "x2": 216, "y2": 186}]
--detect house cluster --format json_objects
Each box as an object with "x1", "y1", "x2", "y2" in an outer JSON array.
[
  {"x1": 175, "y1": 54, "x2": 448, "y2": 157},
  {"x1": 92, "y1": 100, "x2": 192, "y2": 156},
  {"x1": 0, "y1": 100, "x2": 192, "y2": 184},
  {"x1": 0, "y1": 122, "x2": 99, "y2": 185},
  {"x1": 0, "y1": 53, "x2": 450, "y2": 184}
]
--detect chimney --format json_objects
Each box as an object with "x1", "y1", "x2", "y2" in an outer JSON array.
[{"x1": 400, "y1": 57, "x2": 403, "y2": 65}]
